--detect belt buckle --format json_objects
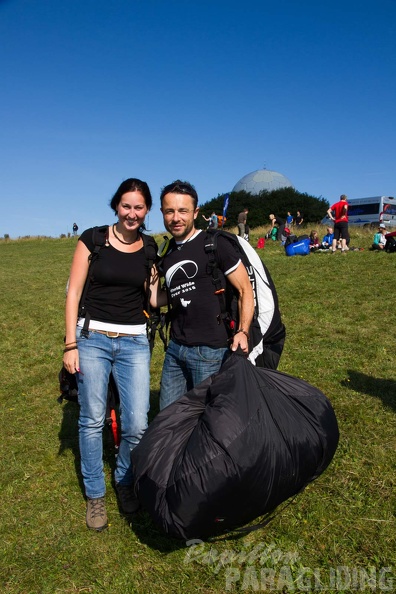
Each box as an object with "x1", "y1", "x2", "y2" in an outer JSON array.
[{"x1": 106, "y1": 331, "x2": 119, "y2": 338}]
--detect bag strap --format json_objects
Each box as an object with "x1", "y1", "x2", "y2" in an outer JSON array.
[
  {"x1": 207, "y1": 488, "x2": 305, "y2": 542},
  {"x1": 79, "y1": 225, "x2": 109, "y2": 337},
  {"x1": 204, "y1": 230, "x2": 232, "y2": 330},
  {"x1": 141, "y1": 233, "x2": 164, "y2": 353}
]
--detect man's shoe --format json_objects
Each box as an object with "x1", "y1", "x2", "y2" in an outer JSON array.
[
  {"x1": 116, "y1": 483, "x2": 140, "y2": 514},
  {"x1": 86, "y1": 497, "x2": 108, "y2": 531}
]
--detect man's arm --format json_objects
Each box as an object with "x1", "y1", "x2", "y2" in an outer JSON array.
[{"x1": 226, "y1": 262, "x2": 255, "y2": 353}]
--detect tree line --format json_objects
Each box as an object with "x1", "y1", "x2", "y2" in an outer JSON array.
[{"x1": 196, "y1": 187, "x2": 330, "y2": 230}]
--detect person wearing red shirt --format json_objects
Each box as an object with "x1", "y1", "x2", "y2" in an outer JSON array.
[{"x1": 327, "y1": 194, "x2": 349, "y2": 253}]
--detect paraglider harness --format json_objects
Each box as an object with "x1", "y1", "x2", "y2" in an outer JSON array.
[
  {"x1": 204, "y1": 229, "x2": 285, "y2": 366},
  {"x1": 157, "y1": 229, "x2": 285, "y2": 367},
  {"x1": 58, "y1": 225, "x2": 167, "y2": 447}
]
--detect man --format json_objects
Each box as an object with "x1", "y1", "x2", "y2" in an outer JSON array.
[
  {"x1": 321, "y1": 226, "x2": 334, "y2": 249},
  {"x1": 153, "y1": 180, "x2": 254, "y2": 410},
  {"x1": 295, "y1": 211, "x2": 304, "y2": 226},
  {"x1": 327, "y1": 194, "x2": 349, "y2": 253},
  {"x1": 237, "y1": 208, "x2": 248, "y2": 238},
  {"x1": 286, "y1": 211, "x2": 294, "y2": 229}
]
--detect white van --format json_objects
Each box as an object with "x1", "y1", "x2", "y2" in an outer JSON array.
[{"x1": 321, "y1": 196, "x2": 396, "y2": 228}]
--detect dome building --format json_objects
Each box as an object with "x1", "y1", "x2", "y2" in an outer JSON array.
[{"x1": 232, "y1": 169, "x2": 294, "y2": 195}]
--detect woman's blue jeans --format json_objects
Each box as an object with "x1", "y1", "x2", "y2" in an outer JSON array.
[
  {"x1": 159, "y1": 339, "x2": 228, "y2": 410},
  {"x1": 76, "y1": 329, "x2": 150, "y2": 499}
]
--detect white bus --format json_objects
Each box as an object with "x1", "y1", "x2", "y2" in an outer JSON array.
[{"x1": 321, "y1": 196, "x2": 396, "y2": 228}]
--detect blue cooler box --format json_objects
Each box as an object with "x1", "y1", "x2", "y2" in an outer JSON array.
[{"x1": 285, "y1": 238, "x2": 310, "y2": 257}]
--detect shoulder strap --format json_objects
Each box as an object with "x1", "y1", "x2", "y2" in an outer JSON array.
[
  {"x1": 141, "y1": 233, "x2": 157, "y2": 315},
  {"x1": 204, "y1": 230, "x2": 232, "y2": 330},
  {"x1": 80, "y1": 226, "x2": 109, "y2": 337},
  {"x1": 141, "y1": 233, "x2": 168, "y2": 353}
]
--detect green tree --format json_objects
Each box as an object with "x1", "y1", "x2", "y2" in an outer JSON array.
[{"x1": 197, "y1": 188, "x2": 329, "y2": 230}]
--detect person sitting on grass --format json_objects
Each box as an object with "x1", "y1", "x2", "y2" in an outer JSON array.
[
  {"x1": 371, "y1": 223, "x2": 387, "y2": 250},
  {"x1": 309, "y1": 230, "x2": 320, "y2": 251},
  {"x1": 321, "y1": 227, "x2": 334, "y2": 249}
]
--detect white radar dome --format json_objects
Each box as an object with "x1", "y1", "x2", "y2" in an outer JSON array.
[{"x1": 232, "y1": 169, "x2": 294, "y2": 195}]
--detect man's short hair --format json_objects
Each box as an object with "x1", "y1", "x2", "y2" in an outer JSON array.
[{"x1": 160, "y1": 180, "x2": 198, "y2": 208}]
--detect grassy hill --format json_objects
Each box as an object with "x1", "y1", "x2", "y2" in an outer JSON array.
[{"x1": 0, "y1": 225, "x2": 395, "y2": 593}]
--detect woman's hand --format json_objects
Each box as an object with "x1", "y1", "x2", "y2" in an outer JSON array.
[{"x1": 63, "y1": 348, "x2": 80, "y2": 374}]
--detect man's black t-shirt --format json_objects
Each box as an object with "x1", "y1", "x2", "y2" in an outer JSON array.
[{"x1": 161, "y1": 231, "x2": 241, "y2": 347}]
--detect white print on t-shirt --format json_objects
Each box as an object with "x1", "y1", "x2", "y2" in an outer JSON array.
[
  {"x1": 180, "y1": 298, "x2": 191, "y2": 307},
  {"x1": 166, "y1": 260, "x2": 198, "y2": 286},
  {"x1": 170, "y1": 282, "x2": 197, "y2": 298}
]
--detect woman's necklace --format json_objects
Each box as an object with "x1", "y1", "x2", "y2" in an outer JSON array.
[{"x1": 112, "y1": 223, "x2": 139, "y2": 245}]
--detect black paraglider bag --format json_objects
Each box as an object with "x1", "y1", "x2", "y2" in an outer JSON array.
[{"x1": 131, "y1": 353, "x2": 339, "y2": 540}]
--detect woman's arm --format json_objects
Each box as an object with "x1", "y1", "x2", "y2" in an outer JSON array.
[{"x1": 63, "y1": 240, "x2": 90, "y2": 373}]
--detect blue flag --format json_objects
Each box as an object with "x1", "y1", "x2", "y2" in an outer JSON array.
[{"x1": 222, "y1": 193, "x2": 230, "y2": 227}]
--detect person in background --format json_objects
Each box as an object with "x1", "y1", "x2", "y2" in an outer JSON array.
[
  {"x1": 371, "y1": 223, "x2": 387, "y2": 250},
  {"x1": 286, "y1": 211, "x2": 294, "y2": 229},
  {"x1": 202, "y1": 211, "x2": 218, "y2": 230},
  {"x1": 309, "y1": 230, "x2": 320, "y2": 251},
  {"x1": 151, "y1": 180, "x2": 255, "y2": 411},
  {"x1": 269, "y1": 214, "x2": 285, "y2": 241},
  {"x1": 237, "y1": 208, "x2": 249, "y2": 238},
  {"x1": 327, "y1": 194, "x2": 349, "y2": 253},
  {"x1": 321, "y1": 226, "x2": 334, "y2": 249},
  {"x1": 265, "y1": 225, "x2": 278, "y2": 241},
  {"x1": 72, "y1": 222, "x2": 79, "y2": 236},
  {"x1": 295, "y1": 211, "x2": 304, "y2": 227},
  {"x1": 63, "y1": 178, "x2": 158, "y2": 531}
]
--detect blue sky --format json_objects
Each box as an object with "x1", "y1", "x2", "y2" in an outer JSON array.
[{"x1": 1, "y1": 0, "x2": 395, "y2": 238}]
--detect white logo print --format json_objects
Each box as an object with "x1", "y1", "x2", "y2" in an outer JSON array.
[
  {"x1": 181, "y1": 298, "x2": 191, "y2": 307},
  {"x1": 166, "y1": 260, "x2": 198, "y2": 285}
]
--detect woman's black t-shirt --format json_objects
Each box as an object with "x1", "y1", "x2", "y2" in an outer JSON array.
[{"x1": 79, "y1": 227, "x2": 150, "y2": 325}]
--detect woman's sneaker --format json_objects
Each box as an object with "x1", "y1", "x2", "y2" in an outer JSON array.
[
  {"x1": 86, "y1": 497, "x2": 108, "y2": 531},
  {"x1": 116, "y1": 483, "x2": 140, "y2": 515}
]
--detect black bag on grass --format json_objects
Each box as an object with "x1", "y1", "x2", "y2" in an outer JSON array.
[
  {"x1": 131, "y1": 353, "x2": 339, "y2": 540},
  {"x1": 385, "y1": 234, "x2": 396, "y2": 253}
]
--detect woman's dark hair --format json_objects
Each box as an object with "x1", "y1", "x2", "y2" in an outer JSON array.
[
  {"x1": 160, "y1": 180, "x2": 198, "y2": 209},
  {"x1": 110, "y1": 178, "x2": 153, "y2": 214}
]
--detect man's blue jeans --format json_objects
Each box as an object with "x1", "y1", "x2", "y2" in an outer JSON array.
[
  {"x1": 76, "y1": 329, "x2": 150, "y2": 499},
  {"x1": 159, "y1": 339, "x2": 229, "y2": 410}
]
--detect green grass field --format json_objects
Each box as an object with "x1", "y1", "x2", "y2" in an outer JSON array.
[{"x1": 0, "y1": 226, "x2": 395, "y2": 594}]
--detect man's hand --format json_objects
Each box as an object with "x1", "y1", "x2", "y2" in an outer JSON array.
[{"x1": 231, "y1": 330, "x2": 249, "y2": 354}]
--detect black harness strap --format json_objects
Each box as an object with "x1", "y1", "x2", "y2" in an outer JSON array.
[
  {"x1": 204, "y1": 231, "x2": 232, "y2": 330},
  {"x1": 141, "y1": 233, "x2": 167, "y2": 353},
  {"x1": 79, "y1": 225, "x2": 109, "y2": 337}
]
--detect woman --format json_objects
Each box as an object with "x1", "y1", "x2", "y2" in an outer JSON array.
[
  {"x1": 63, "y1": 178, "x2": 158, "y2": 531},
  {"x1": 309, "y1": 230, "x2": 320, "y2": 250}
]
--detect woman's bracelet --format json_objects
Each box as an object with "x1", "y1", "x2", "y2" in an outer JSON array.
[
  {"x1": 63, "y1": 346, "x2": 78, "y2": 353},
  {"x1": 236, "y1": 328, "x2": 249, "y2": 340},
  {"x1": 64, "y1": 341, "x2": 77, "y2": 347}
]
